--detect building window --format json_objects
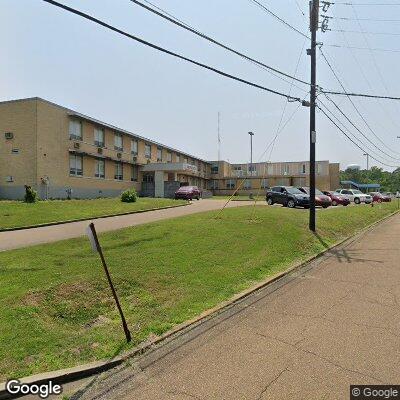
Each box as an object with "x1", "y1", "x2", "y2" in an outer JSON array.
[
  {"x1": 131, "y1": 165, "x2": 138, "y2": 181},
  {"x1": 131, "y1": 139, "x2": 138, "y2": 155},
  {"x1": 69, "y1": 120, "x2": 82, "y2": 140},
  {"x1": 143, "y1": 173, "x2": 154, "y2": 183},
  {"x1": 226, "y1": 179, "x2": 235, "y2": 189},
  {"x1": 261, "y1": 178, "x2": 269, "y2": 189},
  {"x1": 94, "y1": 127, "x2": 105, "y2": 147},
  {"x1": 183, "y1": 157, "x2": 188, "y2": 164},
  {"x1": 69, "y1": 153, "x2": 83, "y2": 176},
  {"x1": 145, "y1": 144, "x2": 152, "y2": 159},
  {"x1": 248, "y1": 165, "x2": 256, "y2": 176},
  {"x1": 211, "y1": 164, "x2": 219, "y2": 174},
  {"x1": 317, "y1": 163, "x2": 321, "y2": 175},
  {"x1": 209, "y1": 180, "x2": 218, "y2": 190},
  {"x1": 95, "y1": 159, "x2": 105, "y2": 178},
  {"x1": 243, "y1": 180, "x2": 251, "y2": 189},
  {"x1": 167, "y1": 151, "x2": 172, "y2": 162},
  {"x1": 300, "y1": 164, "x2": 306, "y2": 174},
  {"x1": 157, "y1": 147, "x2": 162, "y2": 162},
  {"x1": 176, "y1": 154, "x2": 180, "y2": 163},
  {"x1": 282, "y1": 164, "x2": 289, "y2": 175},
  {"x1": 114, "y1": 133, "x2": 123, "y2": 151},
  {"x1": 114, "y1": 162, "x2": 123, "y2": 180}
]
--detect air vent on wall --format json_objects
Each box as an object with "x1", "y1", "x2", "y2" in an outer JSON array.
[
  {"x1": 132, "y1": 156, "x2": 137, "y2": 163},
  {"x1": 4, "y1": 132, "x2": 13, "y2": 140},
  {"x1": 117, "y1": 152, "x2": 122, "y2": 159},
  {"x1": 74, "y1": 142, "x2": 80, "y2": 149},
  {"x1": 97, "y1": 147, "x2": 103, "y2": 154}
]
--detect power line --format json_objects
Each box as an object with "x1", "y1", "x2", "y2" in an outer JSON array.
[
  {"x1": 322, "y1": 90, "x2": 400, "y2": 101},
  {"x1": 319, "y1": 48, "x2": 400, "y2": 159},
  {"x1": 323, "y1": 94, "x2": 400, "y2": 161},
  {"x1": 331, "y1": 29, "x2": 400, "y2": 36},
  {"x1": 248, "y1": 0, "x2": 310, "y2": 40},
  {"x1": 326, "y1": 44, "x2": 400, "y2": 53},
  {"x1": 330, "y1": 17, "x2": 400, "y2": 146},
  {"x1": 318, "y1": 102, "x2": 399, "y2": 168},
  {"x1": 41, "y1": 0, "x2": 302, "y2": 102},
  {"x1": 334, "y1": 2, "x2": 400, "y2": 6},
  {"x1": 129, "y1": 0, "x2": 310, "y2": 87},
  {"x1": 351, "y1": 3, "x2": 400, "y2": 132},
  {"x1": 328, "y1": 16, "x2": 400, "y2": 21}
]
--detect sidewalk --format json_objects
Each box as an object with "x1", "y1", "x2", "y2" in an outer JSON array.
[
  {"x1": 0, "y1": 199, "x2": 250, "y2": 251},
  {"x1": 71, "y1": 212, "x2": 400, "y2": 400}
]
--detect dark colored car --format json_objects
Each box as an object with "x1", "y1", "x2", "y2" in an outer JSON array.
[
  {"x1": 370, "y1": 192, "x2": 392, "y2": 203},
  {"x1": 174, "y1": 186, "x2": 201, "y2": 200},
  {"x1": 323, "y1": 191, "x2": 350, "y2": 206},
  {"x1": 266, "y1": 186, "x2": 310, "y2": 209},
  {"x1": 298, "y1": 187, "x2": 332, "y2": 208}
]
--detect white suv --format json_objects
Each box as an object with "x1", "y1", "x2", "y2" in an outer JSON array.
[{"x1": 335, "y1": 189, "x2": 372, "y2": 204}]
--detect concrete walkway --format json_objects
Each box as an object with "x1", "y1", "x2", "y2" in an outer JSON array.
[
  {"x1": 70, "y1": 213, "x2": 400, "y2": 400},
  {"x1": 0, "y1": 199, "x2": 251, "y2": 251}
]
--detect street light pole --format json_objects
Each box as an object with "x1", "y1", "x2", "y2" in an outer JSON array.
[
  {"x1": 363, "y1": 153, "x2": 369, "y2": 171},
  {"x1": 249, "y1": 131, "x2": 254, "y2": 176}
]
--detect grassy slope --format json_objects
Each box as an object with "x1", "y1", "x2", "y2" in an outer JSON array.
[
  {"x1": 0, "y1": 198, "x2": 185, "y2": 230},
  {"x1": 0, "y1": 203, "x2": 397, "y2": 379}
]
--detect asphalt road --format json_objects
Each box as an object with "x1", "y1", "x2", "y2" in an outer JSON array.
[{"x1": 67, "y1": 212, "x2": 400, "y2": 400}]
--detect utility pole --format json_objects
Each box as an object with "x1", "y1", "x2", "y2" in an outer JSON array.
[
  {"x1": 249, "y1": 131, "x2": 254, "y2": 176},
  {"x1": 308, "y1": 0, "x2": 319, "y2": 232}
]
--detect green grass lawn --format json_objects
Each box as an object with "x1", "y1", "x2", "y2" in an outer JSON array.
[
  {"x1": 0, "y1": 202, "x2": 397, "y2": 380},
  {"x1": 0, "y1": 197, "x2": 186, "y2": 230}
]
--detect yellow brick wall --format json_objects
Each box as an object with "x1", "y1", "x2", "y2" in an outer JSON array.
[{"x1": 0, "y1": 99, "x2": 37, "y2": 193}]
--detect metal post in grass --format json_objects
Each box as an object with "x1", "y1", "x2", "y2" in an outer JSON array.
[{"x1": 86, "y1": 222, "x2": 132, "y2": 343}]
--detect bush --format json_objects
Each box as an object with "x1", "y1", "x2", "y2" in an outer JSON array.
[
  {"x1": 121, "y1": 188, "x2": 138, "y2": 203},
  {"x1": 24, "y1": 185, "x2": 38, "y2": 203}
]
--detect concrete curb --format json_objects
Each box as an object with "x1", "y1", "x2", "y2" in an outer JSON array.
[
  {"x1": 0, "y1": 203, "x2": 189, "y2": 232},
  {"x1": 0, "y1": 208, "x2": 398, "y2": 399}
]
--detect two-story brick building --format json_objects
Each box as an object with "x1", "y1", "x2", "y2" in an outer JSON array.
[
  {"x1": 0, "y1": 97, "x2": 340, "y2": 200},
  {"x1": 0, "y1": 97, "x2": 210, "y2": 199}
]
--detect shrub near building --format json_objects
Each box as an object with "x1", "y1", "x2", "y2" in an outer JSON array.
[{"x1": 121, "y1": 188, "x2": 138, "y2": 203}]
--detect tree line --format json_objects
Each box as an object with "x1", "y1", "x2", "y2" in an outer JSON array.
[{"x1": 340, "y1": 167, "x2": 400, "y2": 193}]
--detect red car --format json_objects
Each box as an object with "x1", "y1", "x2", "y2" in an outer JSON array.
[
  {"x1": 298, "y1": 187, "x2": 332, "y2": 208},
  {"x1": 174, "y1": 186, "x2": 201, "y2": 200},
  {"x1": 370, "y1": 192, "x2": 391, "y2": 203},
  {"x1": 323, "y1": 191, "x2": 350, "y2": 206}
]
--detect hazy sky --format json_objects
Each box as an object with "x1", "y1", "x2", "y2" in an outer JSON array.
[{"x1": 2, "y1": 0, "x2": 400, "y2": 170}]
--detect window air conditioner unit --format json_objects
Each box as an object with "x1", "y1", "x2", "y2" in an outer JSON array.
[
  {"x1": 4, "y1": 132, "x2": 13, "y2": 139},
  {"x1": 117, "y1": 152, "x2": 122, "y2": 158},
  {"x1": 74, "y1": 142, "x2": 80, "y2": 149},
  {"x1": 97, "y1": 147, "x2": 103, "y2": 154}
]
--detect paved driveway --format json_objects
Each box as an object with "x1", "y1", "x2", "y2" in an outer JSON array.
[
  {"x1": 0, "y1": 199, "x2": 252, "y2": 251},
  {"x1": 70, "y1": 212, "x2": 400, "y2": 400}
]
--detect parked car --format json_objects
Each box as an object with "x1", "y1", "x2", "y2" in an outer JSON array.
[
  {"x1": 322, "y1": 191, "x2": 350, "y2": 206},
  {"x1": 369, "y1": 192, "x2": 391, "y2": 203},
  {"x1": 266, "y1": 186, "x2": 310, "y2": 209},
  {"x1": 334, "y1": 189, "x2": 372, "y2": 204},
  {"x1": 298, "y1": 187, "x2": 332, "y2": 208},
  {"x1": 174, "y1": 186, "x2": 201, "y2": 200}
]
